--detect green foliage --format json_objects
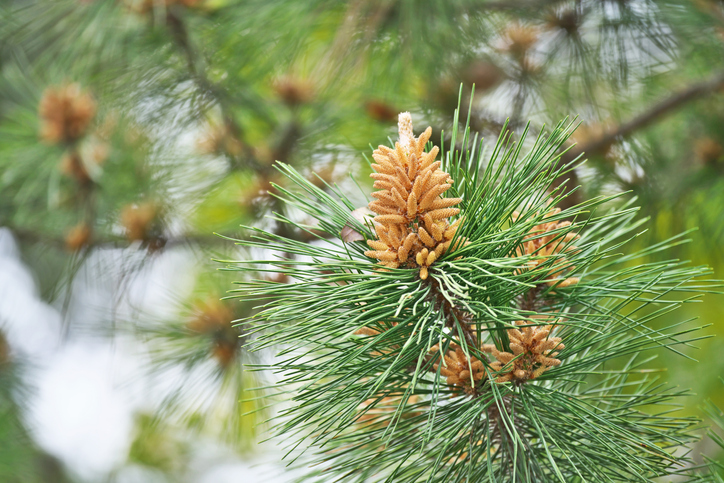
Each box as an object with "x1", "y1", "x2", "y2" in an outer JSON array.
[
  {"x1": 228, "y1": 110, "x2": 719, "y2": 482},
  {"x1": 129, "y1": 272, "x2": 266, "y2": 453},
  {"x1": 127, "y1": 414, "x2": 191, "y2": 475},
  {"x1": 3, "y1": 0, "x2": 724, "y2": 480},
  {"x1": 0, "y1": 339, "x2": 72, "y2": 483}
]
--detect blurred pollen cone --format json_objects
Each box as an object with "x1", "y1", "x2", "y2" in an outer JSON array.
[{"x1": 39, "y1": 83, "x2": 95, "y2": 144}]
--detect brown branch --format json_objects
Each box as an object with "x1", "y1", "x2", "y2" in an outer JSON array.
[
  {"x1": 165, "y1": 10, "x2": 263, "y2": 171},
  {"x1": 9, "y1": 227, "x2": 230, "y2": 251},
  {"x1": 487, "y1": 394, "x2": 514, "y2": 447},
  {"x1": 518, "y1": 284, "x2": 545, "y2": 313},
  {"x1": 9, "y1": 220, "x2": 336, "y2": 252},
  {"x1": 426, "y1": 277, "x2": 481, "y2": 352},
  {"x1": 164, "y1": 9, "x2": 311, "y2": 255},
  {"x1": 572, "y1": 70, "x2": 724, "y2": 161},
  {"x1": 556, "y1": 70, "x2": 724, "y2": 208},
  {"x1": 473, "y1": 0, "x2": 563, "y2": 11}
]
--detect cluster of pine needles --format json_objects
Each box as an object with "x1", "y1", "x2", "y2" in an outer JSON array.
[{"x1": 227, "y1": 106, "x2": 720, "y2": 482}]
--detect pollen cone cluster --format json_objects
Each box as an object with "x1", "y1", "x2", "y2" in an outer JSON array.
[
  {"x1": 197, "y1": 124, "x2": 243, "y2": 157},
  {"x1": 121, "y1": 202, "x2": 157, "y2": 242},
  {"x1": 364, "y1": 112, "x2": 465, "y2": 280},
  {"x1": 430, "y1": 342, "x2": 485, "y2": 395},
  {"x1": 187, "y1": 298, "x2": 239, "y2": 368},
  {"x1": 64, "y1": 222, "x2": 92, "y2": 252},
  {"x1": 39, "y1": 84, "x2": 96, "y2": 145},
  {"x1": 514, "y1": 207, "x2": 579, "y2": 287},
  {"x1": 483, "y1": 319, "x2": 563, "y2": 383}
]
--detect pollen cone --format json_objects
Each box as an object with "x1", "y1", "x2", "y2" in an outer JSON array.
[{"x1": 364, "y1": 113, "x2": 466, "y2": 280}]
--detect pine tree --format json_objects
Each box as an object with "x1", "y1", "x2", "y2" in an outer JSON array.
[{"x1": 1, "y1": 0, "x2": 724, "y2": 480}]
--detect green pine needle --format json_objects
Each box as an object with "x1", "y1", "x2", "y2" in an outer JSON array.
[{"x1": 224, "y1": 102, "x2": 719, "y2": 482}]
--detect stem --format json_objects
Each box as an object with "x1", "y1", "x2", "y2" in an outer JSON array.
[
  {"x1": 518, "y1": 283, "x2": 545, "y2": 312},
  {"x1": 556, "y1": 70, "x2": 724, "y2": 208},
  {"x1": 577, "y1": 70, "x2": 724, "y2": 159},
  {"x1": 472, "y1": 0, "x2": 564, "y2": 11},
  {"x1": 426, "y1": 277, "x2": 479, "y2": 350},
  {"x1": 424, "y1": 275, "x2": 492, "y2": 398},
  {"x1": 487, "y1": 394, "x2": 518, "y2": 463},
  {"x1": 165, "y1": 9, "x2": 262, "y2": 171}
]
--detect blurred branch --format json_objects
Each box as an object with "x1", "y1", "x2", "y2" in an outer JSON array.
[
  {"x1": 10, "y1": 226, "x2": 228, "y2": 250},
  {"x1": 165, "y1": 10, "x2": 262, "y2": 171},
  {"x1": 573, "y1": 70, "x2": 724, "y2": 160},
  {"x1": 557, "y1": 70, "x2": 724, "y2": 207},
  {"x1": 9, "y1": 222, "x2": 333, "y2": 252},
  {"x1": 165, "y1": 9, "x2": 311, "y2": 253},
  {"x1": 476, "y1": 0, "x2": 564, "y2": 11}
]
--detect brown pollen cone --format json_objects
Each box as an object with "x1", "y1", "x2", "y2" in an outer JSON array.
[
  {"x1": 65, "y1": 222, "x2": 92, "y2": 252},
  {"x1": 545, "y1": 9, "x2": 580, "y2": 35},
  {"x1": 500, "y1": 23, "x2": 539, "y2": 59},
  {"x1": 694, "y1": 137, "x2": 724, "y2": 165},
  {"x1": 197, "y1": 124, "x2": 244, "y2": 157},
  {"x1": 365, "y1": 100, "x2": 398, "y2": 123},
  {"x1": 274, "y1": 77, "x2": 314, "y2": 106},
  {"x1": 39, "y1": 84, "x2": 96, "y2": 145},
  {"x1": 430, "y1": 342, "x2": 485, "y2": 396},
  {"x1": 187, "y1": 297, "x2": 239, "y2": 368},
  {"x1": 483, "y1": 319, "x2": 563, "y2": 383},
  {"x1": 127, "y1": 0, "x2": 202, "y2": 14},
  {"x1": 462, "y1": 60, "x2": 504, "y2": 92},
  {"x1": 364, "y1": 112, "x2": 466, "y2": 280},
  {"x1": 513, "y1": 207, "x2": 579, "y2": 287},
  {"x1": 120, "y1": 202, "x2": 157, "y2": 242}
]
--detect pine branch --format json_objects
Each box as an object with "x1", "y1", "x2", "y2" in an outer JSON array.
[
  {"x1": 574, "y1": 70, "x2": 724, "y2": 160},
  {"x1": 165, "y1": 10, "x2": 306, "y2": 254},
  {"x1": 9, "y1": 226, "x2": 225, "y2": 250},
  {"x1": 165, "y1": 10, "x2": 262, "y2": 171},
  {"x1": 475, "y1": 0, "x2": 564, "y2": 12},
  {"x1": 9, "y1": 220, "x2": 334, "y2": 252},
  {"x1": 557, "y1": 70, "x2": 724, "y2": 207},
  {"x1": 228, "y1": 109, "x2": 717, "y2": 481}
]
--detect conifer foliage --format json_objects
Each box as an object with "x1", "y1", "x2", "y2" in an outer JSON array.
[
  {"x1": 230, "y1": 109, "x2": 718, "y2": 482},
  {"x1": 3, "y1": 0, "x2": 724, "y2": 480}
]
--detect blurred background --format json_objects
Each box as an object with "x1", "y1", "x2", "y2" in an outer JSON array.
[{"x1": 1, "y1": 0, "x2": 723, "y2": 481}]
